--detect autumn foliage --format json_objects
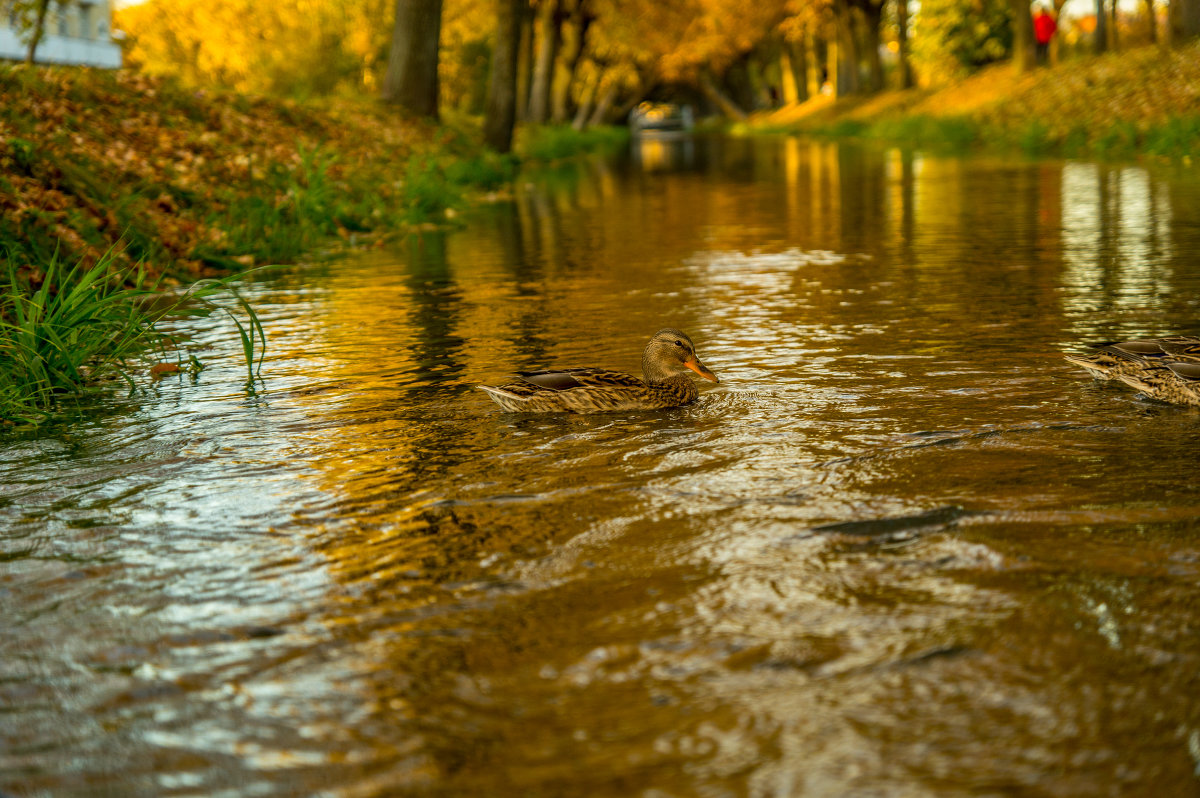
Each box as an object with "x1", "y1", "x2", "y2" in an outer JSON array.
[
  {"x1": 760, "y1": 40, "x2": 1200, "y2": 159},
  {"x1": 0, "y1": 66, "x2": 439, "y2": 284}
]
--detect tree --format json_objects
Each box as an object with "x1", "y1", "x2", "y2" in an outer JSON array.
[
  {"x1": 858, "y1": 0, "x2": 886, "y2": 92},
  {"x1": 1010, "y1": 0, "x2": 1035, "y2": 72},
  {"x1": 778, "y1": 36, "x2": 807, "y2": 104},
  {"x1": 551, "y1": 0, "x2": 593, "y2": 123},
  {"x1": 382, "y1": 0, "x2": 445, "y2": 118},
  {"x1": 1094, "y1": 0, "x2": 1108, "y2": 52},
  {"x1": 516, "y1": 12, "x2": 534, "y2": 121},
  {"x1": 1169, "y1": 0, "x2": 1200, "y2": 43},
  {"x1": 6, "y1": 0, "x2": 54, "y2": 65},
  {"x1": 910, "y1": 0, "x2": 1013, "y2": 84},
  {"x1": 896, "y1": 0, "x2": 913, "y2": 88},
  {"x1": 121, "y1": 0, "x2": 396, "y2": 96},
  {"x1": 528, "y1": 0, "x2": 562, "y2": 123},
  {"x1": 484, "y1": 0, "x2": 524, "y2": 151}
]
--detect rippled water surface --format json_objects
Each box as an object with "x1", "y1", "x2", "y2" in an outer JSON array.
[{"x1": 4, "y1": 137, "x2": 1200, "y2": 796}]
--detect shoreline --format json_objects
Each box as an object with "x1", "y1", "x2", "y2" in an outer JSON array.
[{"x1": 745, "y1": 42, "x2": 1200, "y2": 163}]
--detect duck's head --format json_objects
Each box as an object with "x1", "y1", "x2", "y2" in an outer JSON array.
[{"x1": 642, "y1": 328, "x2": 719, "y2": 384}]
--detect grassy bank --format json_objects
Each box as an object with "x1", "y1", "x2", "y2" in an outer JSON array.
[
  {"x1": 0, "y1": 67, "x2": 626, "y2": 424},
  {"x1": 0, "y1": 249, "x2": 265, "y2": 425},
  {"x1": 0, "y1": 67, "x2": 627, "y2": 285},
  {"x1": 753, "y1": 41, "x2": 1200, "y2": 160}
]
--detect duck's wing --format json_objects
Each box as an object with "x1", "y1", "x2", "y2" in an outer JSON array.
[
  {"x1": 1157, "y1": 338, "x2": 1200, "y2": 363},
  {"x1": 515, "y1": 368, "x2": 645, "y2": 391},
  {"x1": 1167, "y1": 361, "x2": 1200, "y2": 381},
  {"x1": 1095, "y1": 339, "x2": 1176, "y2": 362},
  {"x1": 1092, "y1": 337, "x2": 1200, "y2": 363}
]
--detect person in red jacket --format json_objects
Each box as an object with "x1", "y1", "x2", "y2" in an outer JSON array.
[{"x1": 1034, "y1": 6, "x2": 1058, "y2": 65}]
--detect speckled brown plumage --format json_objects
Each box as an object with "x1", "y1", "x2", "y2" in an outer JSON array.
[
  {"x1": 1064, "y1": 335, "x2": 1200, "y2": 406},
  {"x1": 478, "y1": 329, "x2": 718, "y2": 413}
]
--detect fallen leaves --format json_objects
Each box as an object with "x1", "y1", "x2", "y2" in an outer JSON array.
[
  {"x1": 149, "y1": 362, "x2": 181, "y2": 378},
  {"x1": 1, "y1": 66, "x2": 430, "y2": 282}
]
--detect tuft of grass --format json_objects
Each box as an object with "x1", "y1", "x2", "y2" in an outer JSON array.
[
  {"x1": 1018, "y1": 119, "x2": 1052, "y2": 154},
  {"x1": 0, "y1": 248, "x2": 266, "y2": 425},
  {"x1": 1093, "y1": 120, "x2": 1140, "y2": 157},
  {"x1": 869, "y1": 115, "x2": 978, "y2": 150},
  {"x1": 206, "y1": 144, "x2": 391, "y2": 263},
  {"x1": 1142, "y1": 116, "x2": 1200, "y2": 159},
  {"x1": 517, "y1": 124, "x2": 629, "y2": 162},
  {"x1": 443, "y1": 151, "x2": 520, "y2": 191},
  {"x1": 825, "y1": 119, "x2": 871, "y2": 139},
  {"x1": 1061, "y1": 124, "x2": 1091, "y2": 156},
  {"x1": 400, "y1": 155, "x2": 463, "y2": 223}
]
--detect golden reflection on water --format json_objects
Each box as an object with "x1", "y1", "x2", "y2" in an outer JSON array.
[
  {"x1": 236, "y1": 136, "x2": 1200, "y2": 794},
  {"x1": 6, "y1": 135, "x2": 1200, "y2": 795}
]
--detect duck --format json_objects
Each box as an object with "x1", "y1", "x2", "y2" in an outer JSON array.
[
  {"x1": 1063, "y1": 335, "x2": 1200, "y2": 406},
  {"x1": 478, "y1": 328, "x2": 718, "y2": 413}
]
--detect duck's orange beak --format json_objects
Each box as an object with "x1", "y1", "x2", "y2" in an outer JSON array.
[{"x1": 685, "y1": 357, "x2": 719, "y2": 383}]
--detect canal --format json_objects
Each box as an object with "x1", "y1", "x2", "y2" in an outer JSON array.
[{"x1": 3, "y1": 135, "x2": 1200, "y2": 795}]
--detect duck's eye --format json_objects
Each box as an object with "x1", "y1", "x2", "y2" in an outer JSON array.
[{"x1": 674, "y1": 340, "x2": 684, "y2": 348}]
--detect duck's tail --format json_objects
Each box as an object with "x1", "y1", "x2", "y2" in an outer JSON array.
[
  {"x1": 1115, "y1": 373, "x2": 1156, "y2": 395},
  {"x1": 477, "y1": 385, "x2": 530, "y2": 412}
]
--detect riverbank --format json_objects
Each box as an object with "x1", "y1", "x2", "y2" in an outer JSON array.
[
  {"x1": 753, "y1": 41, "x2": 1200, "y2": 160},
  {"x1": 0, "y1": 67, "x2": 624, "y2": 286},
  {"x1": 0, "y1": 66, "x2": 623, "y2": 424}
]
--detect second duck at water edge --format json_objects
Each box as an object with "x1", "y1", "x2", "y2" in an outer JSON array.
[{"x1": 1063, "y1": 335, "x2": 1200, "y2": 406}]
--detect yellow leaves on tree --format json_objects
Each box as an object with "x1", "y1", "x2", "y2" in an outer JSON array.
[{"x1": 117, "y1": 0, "x2": 396, "y2": 96}]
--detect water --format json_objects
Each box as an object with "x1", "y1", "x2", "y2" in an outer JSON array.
[{"x1": 4, "y1": 136, "x2": 1200, "y2": 796}]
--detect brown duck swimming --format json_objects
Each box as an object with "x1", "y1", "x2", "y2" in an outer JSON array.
[
  {"x1": 1063, "y1": 335, "x2": 1200, "y2": 406},
  {"x1": 478, "y1": 328, "x2": 718, "y2": 413}
]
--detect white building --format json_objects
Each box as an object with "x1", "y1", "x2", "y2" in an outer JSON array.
[{"x1": 0, "y1": 1, "x2": 121, "y2": 68}]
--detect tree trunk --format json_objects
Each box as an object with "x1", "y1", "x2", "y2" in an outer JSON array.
[
  {"x1": 551, "y1": 1, "x2": 592, "y2": 123},
  {"x1": 1052, "y1": 0, "x2": 1069, "y2": 63},
  {"x1": 516, "y1": 11, "x2": 534, "y2": 121},
  {"x1": 897, "y1": 0, "x2": 913, "y2": 88},
  {"x1": 699, "y1": 71, "x2": 748, "y2": 120},
  {"x1": 587, "y1": 79, "x2": 619, "y2": 126},
  {"x1": 780, "y1": 45, "x2": 799, "y2": 105},
  {"x1": 381, "y1": 0, "x2": 444, "y2": 119},
  {"x1": 1011, "y1": 0, "x2": 1036, "y2": 72},
  {"x1": 825, "y1": 33, "x2": 839, "y2": 99},
  {"x1": 528, "y1": 0, "x2": 562, "y2": 124},
  {"x1": 1094, "y1": 0, "x2": 1108, "y2": 52},
  {"x1": 24, "y1": 0, "x2": 52, "y2": 65},
  {"x1": 572, "y1": 72, "x2": 597, "y2": 130},
  {"x1": 484, "y1": 0, "x2": 523, "y2": 152},
  {"x1": 806, "y1": 32, "x2": 822, "y2": 97},
  {"x1": 1110, "y1": 0, "x2": 1120, "y2": 49},
  {"x1": 721, "y1": 54, "x2": 757, "y2": 112},
  {"x1": 862, "y1": 2, "x2": 885, "y2": 93},
  {"x1": 837, "y1": 7, "x2": 860, "y2": 95},
  {"x1": 748, "y1": 56, "x2": 772, "y2": 108},
  {"x1": 1168, "y1": 0, "x2": 1200, "y2": 43},
  {"x1": 1144, "y1": 0, "x2": 1157, "y2": 42},
  {"x1": 780, "y1": 39, "x2": 807, "y2": 104}
]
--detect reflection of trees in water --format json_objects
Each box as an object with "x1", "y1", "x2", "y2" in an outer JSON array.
[
  {"x1": 296, "y1": 140, "x2": 1200, "y2": 790},
  {"x1": 1060, "y1": 163, "x2": 1188, "y2": 336},
  {"x1": 402, "y1": 232, "x2": 467, "y2": 385}
]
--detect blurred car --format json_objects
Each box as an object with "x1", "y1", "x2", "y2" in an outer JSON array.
[{"x1": 629, "y1": 102, "x2": 695, "y2": 133}]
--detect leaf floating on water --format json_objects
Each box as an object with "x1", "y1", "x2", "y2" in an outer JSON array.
[
  {"x1": 811, "y1": 505, "x2": 976, "y2": 538},
  {"x1": 149, "y1": 363, "x2": 182, "y2": 378}
]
